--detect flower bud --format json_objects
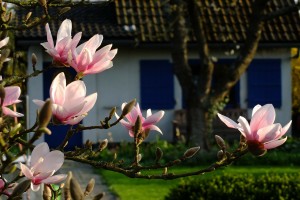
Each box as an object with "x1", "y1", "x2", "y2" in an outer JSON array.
[
  {"x1": 134, "y1": 116, "x2": 142, "y2": 137},
  {"x1": 93, "y1": 192, "x2": 105, "y2": 200},
  {"x1": 137, "y1": 154, "x2": 142, "y2": 163},
  {"x1": 43, "y1": 184, "x2": 52, "y2": 200},
  {"x1": 99, "y1": 139, "x2": 108, "y2": 151},
  {"x1": 183, "y1": 146, "x2": 200, "y2": 158},
  {"x1": 10, "y1": 180, "x2": 31, "y2": 199},
  {"x1": 32, "y1": 53, "x2": 37, "y2": 66},
  {"x1": 121, "y1": 99, "x2": 136, "y2": 117},
  {"x1": 109, "y1": 107, "x2": 116, "y2": 119},
  {"x1": 38, "y1": 99, "x2": 52, "y2": 128},
  {"x1": 162, "y1": 167, "x2": 168, "y2": 175},
  {"x1": 217, "y1": 150, "x2": 224, "y2": 160},
  {"x1": 59, "y1": 7, "x2": 71, "y2": 16},
  {"x1": 24, "y1": 12, "x2": 32, "y2": 23},
  {"x1": 84, "y1": 178, "x2": 95, "y2": 196},
  {"x1": 70, "y1": 177, "x2": 84, "y2": 200},
  {"x1": 10, "y1": 123, "x2": 22, "y2": 136},
  {"x1": 155, "y1": 147, "x2": 163, "y2": 163},
  {"x1": 215, "y1": 135, "x2": 226, "y2": 149}
]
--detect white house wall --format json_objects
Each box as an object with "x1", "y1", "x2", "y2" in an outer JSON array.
[{"x1": 27, "y1": 46, "x2": 292, "y2": 144}]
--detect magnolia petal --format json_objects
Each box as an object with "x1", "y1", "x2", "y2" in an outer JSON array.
[
  {"x1": 237, "y1": 116, "x2": 252, "y2": 139},
  {"x1": 107, "y1": 49, "x2": 118, "y2": 60},
  {"x1": 20, "y1": 163, "x2": 33, "y2": 179},
  {"x1": 33, "y1": 99, "x2": 45, "y2": 108},
  {"x1": 78, "y1": 93, "x2": 97, "y2": 116},
  {"x1": 257, "y1": 124, "x2": 281, "y2": 143},
  {"x1": 64, "y1": 115, "x2": 86, "y2": 125},
  {"x1": 129, "y1": 130, "x2": 135, "y2": 137},
  {"x1": 90, "y1": 44, "x2": 113, "y2": 65},
  {"x1": 3, "y1": 86, "x2": 21, "y2": 106},
  {"x1": 81, "y1": 34, "x2": 103, "y2": 54},
  {"x1": 252, "y1": 104, "x2": 261, "y2": 117},
  {"x1": 44, "y1": 23, "x2": 54, "y2": 48},
  {"x1": 146, "y1": 125, "x2": 163, "y2": 134},
  {"x1": 143, "y1": 111, "x2": 164, "y2": 127},
  {"x1": 119, "y1": 119, "x2": 133, "y2": 130},
  {"x1": 30, "y1": 143, "x2": 50, "y2": 167},
  {"x1": 34, "y1": 170, "x2": 55, "y2": 182},
  {"x1": 50, "y1": 73, "x2": 66, "y2": 105},
  {"x1": 2, "y1": 107, "x2": 24, "y2": 117},
  {"x1": 65, "y1": 80, "x2": 86, "y2": 104},
  {"x1": 34, "y1": 151, "x2": 64, "y2": 173},
  {"x1": 56, "y1": 19, "x2": 72, "y2": 44},
  {"x1": 275, "y1": 120, "x2": 292, "y2": 140},
  {"x1": 42, "y1": 174, "x2": 67, "y2": 184},
  {"x1": 70, "y1": 32, "x2": 82, "y2": 50},
  {"x1": 250, "y1": 104, "x2": 275, "y2": 133},
  {"x1": 31, "y1": 183, "x2": 41, "y2": 192},
  {"x1": 0, "y1": 37, "x2": 9, "y2": 49},
  {"x1": 85, "y1": 61, "x2": 113, "y2": 75},
  {"x1": 217, "y1": 113, "x2": 240, "y2": 129},
  {"x1": 63, "y1": 101, "x2": 86, "y2": 119},
  {"x1": 263, "y1": 137, "x2": 287, "y2": 149},
  {"x1": 146, "y1": 109, "x2": 152, "y2": 118}
]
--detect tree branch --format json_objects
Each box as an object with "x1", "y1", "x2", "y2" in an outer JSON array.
[{"x1": 263, "y1": 3, "x2": 300, "y2": 21}]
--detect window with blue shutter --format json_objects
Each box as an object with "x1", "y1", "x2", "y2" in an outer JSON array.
[
  {"x1": 247, "y1": 59, "x2": 282, "y2": 108},
  {"x1": 140, "y1": 60, "x2": 175, "y2": 110}
]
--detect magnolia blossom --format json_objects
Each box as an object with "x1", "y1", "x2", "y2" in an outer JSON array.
[
  {"x1": 217, "y1": 104, "x2": 292, "y2": 155},
  {"x1": 33, "y1": 72, "x2": 97, "y2": 125},
  {"x1": 116, "y1": 102, "x2": 164, "y2": 137},
  {"x1": 69, "y1": 34, "x2": 117, "y2": 77},
  {"x1": 1, "y1": 86, "x2": 24, "y2": 117},
  {"x1": 20, "y1": 142, "x2": 66, "y2": 191},
  {"x1": 41, "y1": 19, "x2": 82, "y2": 66}
]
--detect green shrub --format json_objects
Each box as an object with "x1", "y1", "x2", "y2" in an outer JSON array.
[{"x1": 165, "y1": 173, "x2": 300, "y2": 200}]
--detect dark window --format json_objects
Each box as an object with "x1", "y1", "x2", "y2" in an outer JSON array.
[
  {"x1": 140, "y1": 60, "x2": 175, "y2": 109},
  {"x1": 247, "y1": 59, "x2": 282, "y2": 108}
]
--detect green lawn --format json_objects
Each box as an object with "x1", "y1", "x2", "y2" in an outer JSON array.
[{"x1": 98, "y1": 166, "x2": 300, "y2": 200}]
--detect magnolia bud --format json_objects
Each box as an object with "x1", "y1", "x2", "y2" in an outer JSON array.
[
  {"x1": 93, "y1": 192, "x2": 105, "y2": 200},
  {"x1": 183, "y1": 146, "x2": 200, "y2": 158},
  {"x1": 32, "y1": 53, "x2": 37, "y2": 66},
  {"x1": 70, "y1": 177, "x2": 84, "y2": 200},
  {"x1": 43, "y1": 185, "x2": 52, "y2": 200},
  {"x1": 137, "y1": 154, "x2": 142, "y2": 163},
  {"x1": 10, "y1": 180, "x2": 31, "y2": 198},
  {"x1": 109, "y1": 107, "x2": 116, "y2": 119},
  {"x1": 155, "y1": 147, "x2": 163, "y2": 163},
  {"x1": 59, "y1": 7, "x2": 71, "y2": 16},
  {"x1": 64, "y1": 171, "x2": 72, "y2": 200},
  {"x1": 38, "y1": 99, "x2": 52, "y2": 128},
  {"x1": 121, "y1": 99, "x2": 136, "y2": 117},
  {"x1": 134, "y1": 116, "x2": 142, "y2": 137},
  {"x1": 24, "y1": 12, "x2": 32, "y2": 22},
  {"x1": 217, "y1": 150, "x2": 224, "y2": 160},
  {"x1": 99, "y1": 139, "x2": 108, "y2": 151},
  {"x1": 215, "y1": 135, "x2": 226, "y2": 149},
  {"x1": 84, "y1": 178, "x2": 95, "y2": 196}
]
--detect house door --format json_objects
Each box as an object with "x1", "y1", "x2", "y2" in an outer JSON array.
[{"x1": 43, "y1": 65, "x2": 82, "y2": 150}]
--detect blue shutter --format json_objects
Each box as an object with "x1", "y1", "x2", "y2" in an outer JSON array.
[
  {"x1": 247, "y1": 59, "x2": 282, "y2": 108},
  {"x1": 140, "y1": 60, "x2": 175, "y2": 109}
]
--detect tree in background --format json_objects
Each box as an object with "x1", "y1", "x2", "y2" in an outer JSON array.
[{"x1": 170, "y1": 0, "x2": 300, "y2": 149}]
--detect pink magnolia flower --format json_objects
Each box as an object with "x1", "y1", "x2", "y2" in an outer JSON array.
[
  {"x1": 217, "y1": 104, "x2": 292, "y2": 156},
  {"x1": 33, "y1": 72, "x2": 97, "y2": 125},
  {"x1": 41, "y1": 19, "x2": 82, "y2": 66},
  {"x1": 69, "y1": 34, "x2": 117, "y2": 77},
  {"x1": 1, "y1": 86, "x2": 24, "y2": 117},
  {"x1": 0, "y1": 37, "x2": 10, "y2": 62},
  {"x1": 20, "y1": 142, "x2": 66, "y2": 191},
  {"x1": 116, "y1": 102, "x2": 165, "y2": 137}
]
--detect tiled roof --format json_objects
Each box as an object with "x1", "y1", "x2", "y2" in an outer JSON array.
[{"x1": 14, "y1": 0, "x2": 300, "y2": 46}]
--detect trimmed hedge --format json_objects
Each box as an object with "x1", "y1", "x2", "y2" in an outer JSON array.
[{"x1": 165, "y1": 173, "x2": 300, "y2": 200}]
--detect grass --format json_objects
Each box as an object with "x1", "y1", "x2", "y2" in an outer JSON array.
[{"x1": 98, "y1": 165, "x2": 300, "y2": 200}]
